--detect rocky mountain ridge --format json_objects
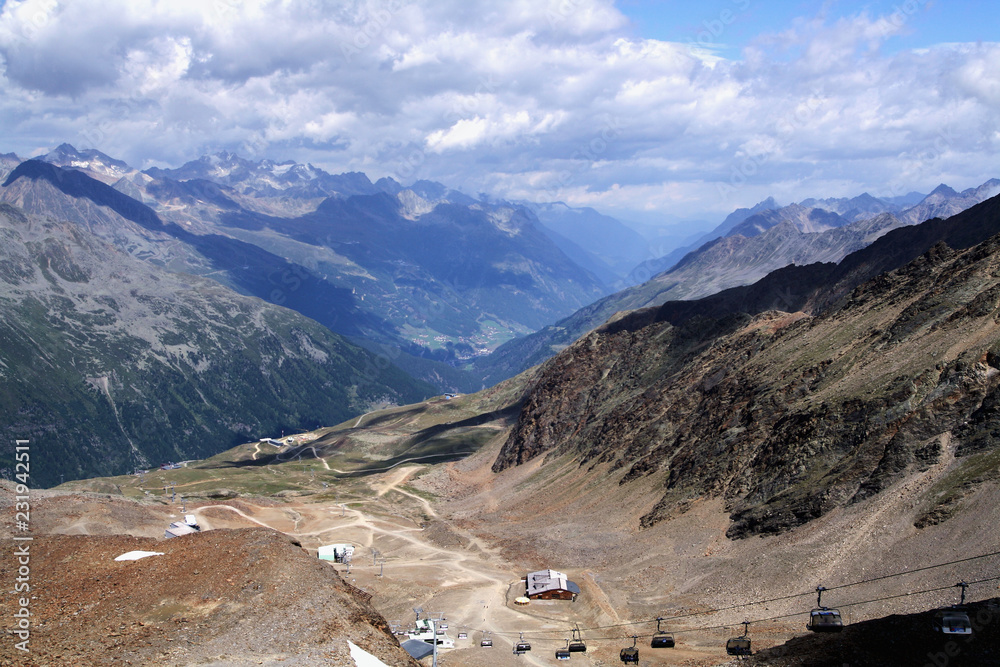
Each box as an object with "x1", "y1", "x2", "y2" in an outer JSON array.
[
  {"x1": 493, "y1": 194, "x2": 1000, "y2": 538},
  {"x1": 474, "y1": 179, "x2": 1000, "y2": 385}
]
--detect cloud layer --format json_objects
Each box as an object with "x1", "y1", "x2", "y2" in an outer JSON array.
[{"x1": 0, "y1": 0, "x2": 997, "y2": 221}]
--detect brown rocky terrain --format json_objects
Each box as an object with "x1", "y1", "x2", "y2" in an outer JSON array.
[
  {"x1": 0, "y1": 525, "x2": 418, "y2": 666},
  {"x1": 494, "y1": 194, "x2": 1000, "y2": 540}
]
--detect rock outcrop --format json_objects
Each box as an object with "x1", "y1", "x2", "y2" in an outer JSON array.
[{"x1": 494, "y1": 194, "x2": 1000, "y2": 538}]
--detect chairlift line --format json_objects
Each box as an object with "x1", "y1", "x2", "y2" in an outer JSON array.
[
  {"x1": 468, "y1": 570, "x2": 1000, "y2": 641},
  {"x1": 454, "y1": 560, "x2": 1000, "y2": 653}
]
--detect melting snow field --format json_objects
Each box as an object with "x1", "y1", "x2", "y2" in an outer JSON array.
[{"x1": 348, "y1": 641, "x2": 390, "y2": 667}]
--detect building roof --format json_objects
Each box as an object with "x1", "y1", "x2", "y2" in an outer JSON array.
[
  {"x1": 164, "y1": 522, "x2": 199, "y2": 539},
  {"x1": 400, "y1": 639, "x2": 435, "y2": 660},
  {"x1": 526, "y1": 569, "x2": 581, "y2": 596}
]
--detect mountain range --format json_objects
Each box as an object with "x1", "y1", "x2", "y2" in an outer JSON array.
[
  {"x1": 2, "y1": 145, "x2": 613, "y2": 390},
  {"x1": 474, "y1": 178, "x2": 1000, "y2": 385},
  {"x1": 3, "y1": 142, "x2": 999, "y2": 487}
]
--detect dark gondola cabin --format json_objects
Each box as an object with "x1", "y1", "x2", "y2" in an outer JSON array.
[
  {"x1": 620, "y1": 647, "x2": 639, "y2": 663},
  {"x1": 651, "y1": 617, "x2": 675, "y2": 648},
  {"x1": 620, "y1": 636, "x2": 640, "y2": 663},
  {"x1": 555, "y1": 647, "x2": 570, "y2": 660},
  {"x1": 808, "y1": 608, "x2": 844, "y2": 632},
  {"x1": 933, "y1": 609, "x2": 973, "y2": 635},
  {"x1": 933, "y1": 582, "x2": 974, "y2": 635},
  {"x1": 808, "y1": 586, "x2": 844, "y2": 632},
  {"x1": 727, "y1": 620, "x2": 752, "y2": 656},
  {"x1": 726, "y1": 636, "x2": 751, "y2": 656},
  {"x1": 569, "y1": 628, "x2": 587, "y2": 652}
]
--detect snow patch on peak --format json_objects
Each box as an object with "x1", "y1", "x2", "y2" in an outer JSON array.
[
  {"x1": 397, "y1": 189, "x2": 434, "y2": 220},
  {"x1": 487, "y1": 206, "x2": 524, "y2": 236}
]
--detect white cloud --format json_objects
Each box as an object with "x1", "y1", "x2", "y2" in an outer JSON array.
[{"x1": 0, "y1": 0, "x2": 996, "y2": 220}]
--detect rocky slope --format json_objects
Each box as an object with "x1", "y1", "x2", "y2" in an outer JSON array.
[
  {"x1": 0, "y1": 202, "x2": 433, "y2": 486},
  {"x1": 493, "y1": 194, "x2": 1000, "y2": 539},
  {"x1": 0, "y1": 528, "x2": 417, "y2": 667}
]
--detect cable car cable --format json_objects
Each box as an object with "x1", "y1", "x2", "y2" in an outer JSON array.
[{"x1": 456, "y1": 553, "x2": 1000, "y2": 640}]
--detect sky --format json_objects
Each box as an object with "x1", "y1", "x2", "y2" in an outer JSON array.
[{"x1": 0, "y1": 0, "x2": 997, "y2": 227}]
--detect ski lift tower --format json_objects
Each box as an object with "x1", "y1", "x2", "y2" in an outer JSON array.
[{"x1": 413, "y1": 608, "x2": 438, "y2": 667}]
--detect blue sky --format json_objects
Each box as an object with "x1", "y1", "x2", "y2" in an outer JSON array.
[
  {"x1": 0, "y1": 0, "x2": 997, "y2": 226},
  {"x1": 620, "y1": 1, "x2": 995, "y2": 54}
]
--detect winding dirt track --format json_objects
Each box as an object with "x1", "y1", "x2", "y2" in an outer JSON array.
[{"x1": 188, "y1": 468, "x2": 557, "y2": 666}]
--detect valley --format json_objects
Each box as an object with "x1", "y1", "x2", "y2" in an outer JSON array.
[
  {"x1": 3, "y1": 3, "x2": 1000, "y2": 665},
  {"x1": 5, "y1": 187, "x2": 1000, "y2": 665},
  {"x1": 6, "y1": 380, "x2": 1000, "y2": 666}
]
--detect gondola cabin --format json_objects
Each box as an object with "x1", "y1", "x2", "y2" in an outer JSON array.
[
  {"x1": 620, "y1": 636, "x2": 640, "y2": 663},
  {"x1": 620, "y1": 647, "x2": 639, "y2": 663},
  {"x1": 651, "y1": 617, "x2": 675, "y2": 648},
  {"x1": 933, "y1": 609, "x2": 973, "y2": 635},
  {"x1": 726, "y1": 636, "x2": 751, "y2": 656},
  {"x1": 808, "y1": 608, "x2": 844, "y2": 632},
  {"x1": 556, "y1": 646, "x2": 571, "y2": 660}
]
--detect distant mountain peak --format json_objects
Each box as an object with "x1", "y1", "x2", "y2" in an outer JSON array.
[
  {"x1": 753, "y1": 196, "x2": 780, "y2": 210},
  {"x1": 929, "y1": 183, "x2": 959, "y2": 198},
  {"x1": 40, "y1": 143, "x2": 134, "y2": 183}
]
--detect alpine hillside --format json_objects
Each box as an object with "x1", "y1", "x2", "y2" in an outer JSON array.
[
  {"x1": 493, "y1": 193, "x2": 1000, "y2": 538},
  {"x1": 1, "y1": 146, "x2": 608, "y2": 390},
  {"x1": 0, "y1": 202, "x2": 433, "y2": 486}
]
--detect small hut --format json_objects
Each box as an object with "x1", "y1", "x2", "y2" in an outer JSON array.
[{"x1": 525, "y1": 569, "x2": 580, "y2": 601}]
